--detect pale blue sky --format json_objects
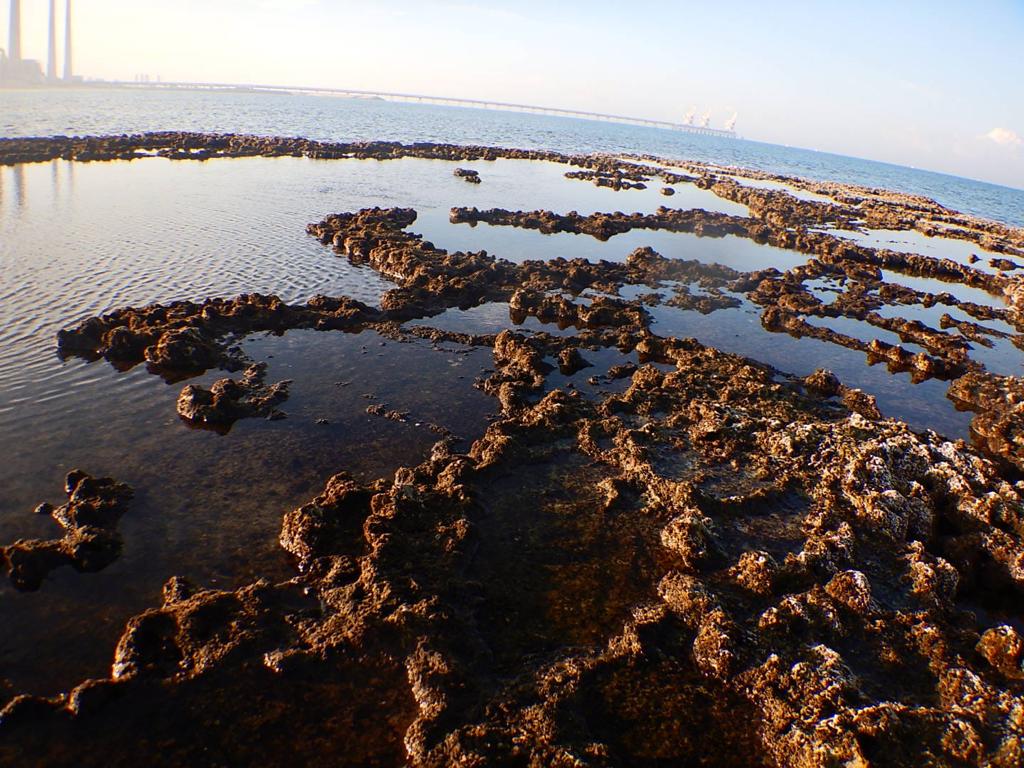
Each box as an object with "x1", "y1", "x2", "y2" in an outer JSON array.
[{"x1": 5, "y1": 0, "x2": 1023, "y2": 187}]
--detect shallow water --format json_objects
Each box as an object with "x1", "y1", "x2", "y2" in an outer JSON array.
[
  {"x1": 877, "y1": 269, "x2": 1004, "y2": 306},
  {"x1": 0, "y1": 327, "x2": 494, "y2": 696},
  {"x1": 867, "y1": 301, "x2": 1024, "y2": 379},
  {"x1": 826, "y1": 227, "x2": 1015, "y2": 276},
  {"x1": 4, "y1": 89, "x2": 1023, "y2": 225},
  {"x1": 0, "y1": 143, "x2": 1019, "y2": 699},
  {"x1": 437, "y1": 218, "x2": 808, "y2": 272}
]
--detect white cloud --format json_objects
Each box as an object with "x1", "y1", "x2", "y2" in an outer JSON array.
[{"x1": 983, "y1": 127, "x2": 1022, "y2": 146}]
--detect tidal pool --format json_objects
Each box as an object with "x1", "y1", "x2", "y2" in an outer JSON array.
[{"x1": 1, "y1": 149, "x2": 1018, "y2": 702}]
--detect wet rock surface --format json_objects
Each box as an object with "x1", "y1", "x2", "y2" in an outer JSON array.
[
  {"x1": 1, "y1": 472, "x2": 133, "y2": 591},
  {"x1": 5, "y1": 137, "x2": 1024, "y2": 766},
  {"x1": 445, "y1": 202, "x2": 1024, "y2": 468},
  {"x1": 8, "y1": 333, "x2": 1024, "y2": 765},
  {"x1": 176, "y1": 363, "x2": 291, "y2": 431},
  {"x1": 453, "y1": 167, "x2": 481, "y2": 184}
]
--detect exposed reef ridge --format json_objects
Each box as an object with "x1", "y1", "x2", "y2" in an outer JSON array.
[
  {"x1": 57, "y1": 202, "x2": 1024, "y2": 469},
  {"x1": 4, "y1": 138, "x2": 1024, "y2": 766},
  {"x1": 4, "y1": 132, "x2": 1019, "y2": 250}
]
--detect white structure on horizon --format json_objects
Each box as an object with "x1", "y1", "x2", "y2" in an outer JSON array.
[
  {"x1": 1, "y1": 0, "x2": 74, "y2": 86},
  {"x1": 47, "y1": 0, "x2": 56, "y2": 79},
  {"x1": 724, "y1": 112, "x2": 738, "y2": 132},
  {"x1": 8, "y1": 0, "x2": 21, "y2": 60},
  {"x1": 63, "y1": 0, "x2": 73, "y2": 81}
]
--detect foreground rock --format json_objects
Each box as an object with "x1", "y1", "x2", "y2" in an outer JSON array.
[
  {"x1": 0, "y1": 472, "x2": 133, "y2": 591},
  {"x1": 4, "y1": 334, "x2": 1024, "y2": 766},
  {"x1": 8, "y1": 140, "x2": 1024, "y2": 765},
  {"x1": 177, "y1": 363, "x2": 291, "y2": 431}
]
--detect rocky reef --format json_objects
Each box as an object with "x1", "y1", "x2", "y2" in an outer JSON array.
[
  {"x1": 454, "y1": 167, "x2": 481, "y2": 184},
  {"x1": 3, "y1": 130, "x2": 1019, "y2": 252},
  {"x1": 1, "y1": 472, "x2": 133, "y2": 591},
  {"x1": 6, "y1": 331, "x2": 1024, "y2": 765},
  {"x1": 4, "y1": 137, "x2": 1024, "y2": 766},
  {"x1": 176, "y1": 362, "x2": 291, "y2": 431}
]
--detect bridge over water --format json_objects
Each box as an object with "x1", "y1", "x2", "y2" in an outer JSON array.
[{"x1": 115, "y1": 81, "x2": 739, "y2": 139}]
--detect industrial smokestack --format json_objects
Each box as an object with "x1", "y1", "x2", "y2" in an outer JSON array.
[
  {"x1": 47, "y1": 0, "x2": 57, "y2": 80},
  {"x1": 8, "y1": 0, "x2": 21, "y2": 61},
  {"x1": 62, "y1": 0, "x2": 72, "y2": 81}
]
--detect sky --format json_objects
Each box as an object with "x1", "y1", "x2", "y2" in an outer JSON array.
[{"x1": 4, "y1": 0, "x2": 1023, "y2": 188}]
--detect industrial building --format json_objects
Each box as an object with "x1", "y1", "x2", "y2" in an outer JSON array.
[{"x1": 0, "y1": 0, "x2": 76, "y2": 87}]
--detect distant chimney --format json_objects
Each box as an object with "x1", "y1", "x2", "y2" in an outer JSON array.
[
  {"x1": 8, "y1": 0, "x2": 21, "y2": 61},
  {"x1": 62, "y1": 0, "x2": 72, "y2": 81},
  {"x1": 47, "y1": 0, "x2": 57, "y2": 80}
]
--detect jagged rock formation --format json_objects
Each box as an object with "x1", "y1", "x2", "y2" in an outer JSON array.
[
  {"x1": 176, "y1": 362, "x2": 291, "y2": 431},
  {"x1": 1, "y1": 472, "x2": 133, "y2": 591},
  {"x1": 4, "y1": 139, "x2": 1024, "y2": 766}
]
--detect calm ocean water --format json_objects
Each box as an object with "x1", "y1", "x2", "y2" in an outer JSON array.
[{"x1": 3, "y1": 87, "x2": 1023, "y2": 226}]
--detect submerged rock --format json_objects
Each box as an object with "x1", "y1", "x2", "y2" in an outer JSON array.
[
  {"x1": 176, "y1": 363, "x2": 291, "y2": 431},
  {"x1": 0, "y1": 472, "x2": 133, "y2": 591}
]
